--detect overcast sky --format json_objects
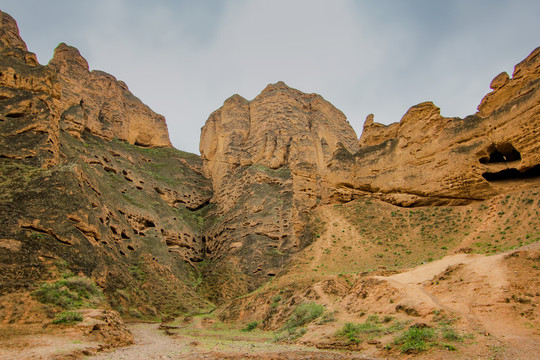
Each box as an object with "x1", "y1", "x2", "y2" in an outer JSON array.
[{"x1": 2, "y1": 0, "x2": 539, "y2": 153}]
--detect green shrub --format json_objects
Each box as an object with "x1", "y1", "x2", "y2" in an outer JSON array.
[
  {"x1": 129, "y1": 308, "x2": 143, "y2": 318},
  {"x1": 33, "y1": 283, "x2": 81, "y2": 309},
  {"x1": 443, "y1": 343, "x2": 457, "y2": 351},
  {"x1": 336, "y1": 323, "x2": 363, "y2": 343},
  {"x1": 52, "y1": 311, "x2": 83, "y2": 324},
  {"x1": 273, "y1": 327, "x2": 307, "y2": 342},
  {"x1": 284, "y1": 302, "x2": 324, "y2": 331},
  {"x1": 317, "y1": 311, "x2": 336, "y2": 325},
  {"x1": 442, "y1": 327, "x2": 463, "y2": 341},
  {"x1": 242, "y1": 321, "x2": 259, "y2": 332},
  {"x1": 386, "y1": 320, "x2": 409, "y2": 333},
  {"x1": 336, "y1": 321, "x2": 383, "y2": 343},
  {"x1": 32, "y1": 276, "x2": 101, "y2": 309},
  {"x1": 63, "y1": 276, "x2": 100, "y2": 298},
  {"x1": 271, "y1": 295, "x2": 282, "y2": 308},
  {"x1": 394, "y1": 326, "x2": 435, "y2": 353}
]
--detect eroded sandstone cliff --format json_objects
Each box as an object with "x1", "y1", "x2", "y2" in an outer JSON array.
[
  {"x1": 197, "y1": 48, "x2": 539, "y2": 299},
  {"x1": 198, "y1": 82, "x2": 360, "y2": 300},
  {"x1": 1, "y1": 7, "x2": 539, "y2": 326},
  {"x1": 354, "y1": 47, "x2": 540, "y2": 206},
  {"x1": 0, "y1": 11, "x2": 210, "y2": 320}
]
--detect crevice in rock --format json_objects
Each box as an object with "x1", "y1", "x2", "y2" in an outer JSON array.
[
  {"x1": 187, "y1": 197, "x2": 211, "y2": 211},
  {"x1": 21, "y1": 225, "x2": 72, "y2": 245},
  {"x1": 482, "y1": 164, "x2": 540, "y2": 181},
  {"x1": 5, "y1": 111, "x2": 25, "y2": 118},
  {"x1": 134, "y1": 141, "x2": 151, "y2": 148}
]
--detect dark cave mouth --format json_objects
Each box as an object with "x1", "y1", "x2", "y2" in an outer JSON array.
[
  {"x1": 482, "y1": 164, "x2": 540, "y2": 181},
  {"x1": 479, "y1": 143, "x2": 522, "y2": 164}
]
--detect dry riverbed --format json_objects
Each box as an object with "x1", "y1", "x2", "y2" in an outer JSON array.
[{"x1": 87, "y1": 322, "x2": 374, "y2": 360}]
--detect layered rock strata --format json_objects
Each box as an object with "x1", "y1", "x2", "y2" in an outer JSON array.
[
  {"x1": 354, "y1": 47, "x2": 540, "y2": 206},
  {"x1": 198, "y1": 47, "x2": 539, "y2": 299},
  {"x1": 1, "y1": 8, "x2": 539, "y2": 313},
  {"x1": 0, "y1": 11, "x2": 209, "y2": 317},
  {"x1": 199, "y1": 82, "x2": 360, "y2": 300}
]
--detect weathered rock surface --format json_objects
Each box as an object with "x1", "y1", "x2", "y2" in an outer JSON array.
[
  {"x1": 0, "y1": 11, "x2": 211, "y2": 318},
  {"x1": 353, "y1": 46, "x2": 540, "y2": 206},
  {"x1": 1, "y1": 8, "x2": 539, "y2": 333},
  {"x1": 198, "y1": 46, "x2": 539, "y2": 299},
  {"x1": 49, "y1": 43, "x2": 171, "y2": 148},
  {"x1": 199, "y1": 82, "x2": 360, "y2": 300},
  {"x1": 0, "y1": 9, "x2": 170, "y2": 170}
]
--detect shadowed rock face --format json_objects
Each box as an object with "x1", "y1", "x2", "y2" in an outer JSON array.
[
  {"x1": 0, "y1": 11, "x2": 210, "y2": 318},
  {"x1": 1, "y1": 9, "x2": 539, "y2": 314}
]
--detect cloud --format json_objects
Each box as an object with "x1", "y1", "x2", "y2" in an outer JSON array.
[{"x1": 1, "y1": 0, "x2": 539, "y2": 153}]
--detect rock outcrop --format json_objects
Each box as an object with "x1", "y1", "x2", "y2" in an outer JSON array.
[
  {"x1": 197, "y1": 46, "x2": 539, "y2": 299},
  {"x1": 352, "y1": 47, "x2": 539, "y2": 206},
  {"x1": 0, "y1": 11, "x2": 211, "y2": 318},
  {"x1": 49, "y1": 43, "x2": 171, "y2": 147},
  {"x1": 1, "y1": 8, "x2": 539, "y2": 326},
  {"x1": 0, "y1": 9, "x2": 170, "y2": 172},
  {"x1": 199, "y1": 81, "x2": 360, "y2": 300}
]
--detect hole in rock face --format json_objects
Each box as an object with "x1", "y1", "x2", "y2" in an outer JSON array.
[
  {"x1": 143, "y1": 219, "x2": 155, "y2": 228},
  {"x1": 479, "y1": 143, "x2": 521, "y2": 164},
  {"x1": 5, "y1": 112, "x2": 25, "y2": 118},
  {"x1": 134, "y1": 141, "x2": 150, "y2": 147},
  {"x1": 482, "y1": 164, "x2": 540, "y2": 181}
]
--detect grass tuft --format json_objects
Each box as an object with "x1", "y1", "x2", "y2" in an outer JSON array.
[
  {"x1": 242, "y1": 321, "x2": 259, "y2": 332},
  {"x1": 283, "y1": 302, "x2": 324, "y2": 331},
  {"x1": 52, "y1": 311, "x2": 83, "y2": 324},
  {"x1": 394, "y1": 326, "x2": 435, "y2": 353},
  {"x1": 32, "y1": 275, "x2": 101, "y2": 309}
]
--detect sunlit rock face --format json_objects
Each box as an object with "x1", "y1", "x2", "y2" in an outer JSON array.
[
  {"x1": 49, "y1": 42, "x2": 171, "y2": 148},
  {"x1": 1, "y1": 8, "x2": 539, "y2": 312},
  {"x1": 199, "y1": 81, "x2": 361, "y2": 301},
  {"x1": 352, "y1": 46, "x2": 540, "y2": 207}
]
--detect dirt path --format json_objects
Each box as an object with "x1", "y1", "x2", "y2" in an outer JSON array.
[
  {"x1": 88, "y1": 323, "x2": 377, "y2": 360},
  {"x1": 89, "y1": 323, "x2": 188, "y2": 360},
  {"x1": 374, "y1": 244, "x2": 540, "y2": 359}
]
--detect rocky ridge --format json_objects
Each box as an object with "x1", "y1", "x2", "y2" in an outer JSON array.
[
  {"x1": 0, "y1": 9, "x2": 539, "y2": 358},
  {"x1": 197, "y1": 49, "x2": 539, "y2": 298},
  {"x1": 0, "y1": 11, "x2": 210, "y2": 322}
]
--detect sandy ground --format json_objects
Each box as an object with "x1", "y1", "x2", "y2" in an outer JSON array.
[{"x1": 87, "y1": 323, "x2": 377, "y2": 360}]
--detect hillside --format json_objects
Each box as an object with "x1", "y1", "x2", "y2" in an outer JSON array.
[{"x1": 0, "y1": 9, "x2": 539, "y2": 360}]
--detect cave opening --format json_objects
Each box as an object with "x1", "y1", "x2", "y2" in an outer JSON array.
[
  {"x1": 479, "y1": 143, "x2": 521, "y2": 164},
  {"x1": 482, "y1": 164, "x2": 540, "y2": 181}
]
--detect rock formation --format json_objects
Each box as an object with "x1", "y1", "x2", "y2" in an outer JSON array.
[
  {"x1": 352, "y1": 47, "x2": 540, "y2": 206},
  {"x1": 0, "y1": 10, "x2": 210, "y2": 319},
  {"x1": 0, "y1": 10, "x2": 169, "y2": 172},
  {"x1": 198, "y1": 82, "x2": 360, "y2": 300},
  {"x1": 197, "y1": 47, "x2": 539, "y2": 298},
  {"x1": 50, "y1": 42, "x2": 171, "y2": 148},
  {"x1": 0, "y1": 8, "x2": 539, "y2": 331}
]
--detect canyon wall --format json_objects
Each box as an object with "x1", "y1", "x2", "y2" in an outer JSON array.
[{"x1": 1, "y1": 9, "x2": 538, "y2": 314}]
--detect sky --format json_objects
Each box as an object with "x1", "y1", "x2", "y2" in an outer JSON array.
[{"x1": 1, "y1": 0, "x2": 540, "y2": 154}]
